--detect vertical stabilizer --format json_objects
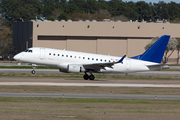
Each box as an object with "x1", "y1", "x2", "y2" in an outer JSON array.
[{"x1": 131, "y1": 35, "x2": 170, "y2": 63}]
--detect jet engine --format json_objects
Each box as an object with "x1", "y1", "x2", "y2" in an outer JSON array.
[
  {"x1": 67, "y1": 64, "x2": 81, "y2": 73},
  {"x1": 58, "y1": 64, "x2": 85, "y2": 73}
]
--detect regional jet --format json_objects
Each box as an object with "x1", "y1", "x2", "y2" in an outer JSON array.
[{"x1": 13, "y1": 35, "x2": 170, "y2": 80}]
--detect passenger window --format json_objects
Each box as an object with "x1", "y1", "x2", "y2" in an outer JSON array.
[
  {"x1": 92, "y1": 58, "x2": 94, "y2": 60},
  {"x1": 88, "y1": 58, "x2": 90, "y2": 60},
  {"x1": 100, "y1": 59, "x2": 102, "y2": 61},
  {"x1": 53, "y1": 54, "x2": 55, "y2": 56},
  {"x1": 62, "y1": 55, "x2": 64, "y2": 57},
  {"x1": 28, "y1": 50, "x2": 32, "y2": 53},
  {"x1": 49, "y1": 53, "x2": 51, "y2": 55},
  {"x1": 58, "y1": 54, "x2": 59, "y2": 56},
  {"x1": 109, "y1": 60, "x2": 111, "y2": 62},
  {"x1": 96, "y1": 59, "x2": 98, "y2": 61},
  {"x1": 105, "y1": 60, "x2": 106, "y2": 62},
  {"x1": 83, "y1": 57, "x2": 85, "y2": 59},
  {"x1": 66, "y1": 55, "x2": 68, "y2": 57},
  {"x1": 75, "y1": 56, "x2": 76, "y2": 58},
  {"x1": 70, "y1": 55, "x2": 72, "y2": 58}
]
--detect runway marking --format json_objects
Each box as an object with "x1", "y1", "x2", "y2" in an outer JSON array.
[{"x1": 0, "y1": 82, "x2": 180, "y2": 88}]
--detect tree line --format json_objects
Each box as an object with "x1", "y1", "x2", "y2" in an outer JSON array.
[{"x1": 1, "y1": 0, "x2": 180, "y2": 28}]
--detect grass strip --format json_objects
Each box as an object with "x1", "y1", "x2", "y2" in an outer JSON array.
[
  {"x1": 0, "y1": 72, "x2": 180, "y2": 80},
  {"x1": 0, "y1": 97, "x2": 180, "y2": 120},
  {"x1": 1, "y1": 86, "x2": 180, "y2": 95},
  {"x1": 0, "y1": 97, "x2": 180, "y2": 104}
]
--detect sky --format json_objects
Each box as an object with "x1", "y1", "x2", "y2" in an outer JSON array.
[{"x1": 122, "y1": 0, "x2": 180, "y2": 3}]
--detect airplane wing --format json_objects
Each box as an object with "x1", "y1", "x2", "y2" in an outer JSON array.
[{"x1": 82, "y1": 55, "x2": 126, "y2": 71}]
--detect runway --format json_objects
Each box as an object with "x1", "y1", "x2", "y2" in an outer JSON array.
[
  {"x1": 1, "y1": 82, "x2": 180, "y2": 88},
  {"x1": 0, "y1": 92, "x2": 180, "y2": 100},
  {"x1": 1, "y1": 68, "x2": 180, "y2": 100},
  {"x1": 0, "y1": 68, "x2": 180, "y2": 76}
]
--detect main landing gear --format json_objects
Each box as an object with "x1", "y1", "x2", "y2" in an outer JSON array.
[{"x1": 83, "y1": 72, "x2": 95, "y2": 80}]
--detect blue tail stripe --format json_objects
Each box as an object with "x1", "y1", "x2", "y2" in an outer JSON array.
[{"x1": 131, "y1": 35, "x2": 170, "y2": 63}]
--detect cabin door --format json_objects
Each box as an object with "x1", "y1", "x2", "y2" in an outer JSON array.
[
  {"x1": 40, "y1": 48, "x2": 45, "y2": 60},
  {"x1": 126, "y1": 58, "x2": 131, "y2": 70}
]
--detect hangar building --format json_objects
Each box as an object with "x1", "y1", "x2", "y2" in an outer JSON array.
[{"x1": 13, "y1": 21, "x2": 180, "y2": 63}]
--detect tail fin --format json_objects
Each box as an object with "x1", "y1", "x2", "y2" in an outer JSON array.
[{"x1": 131, "y1": 35, "x2": 170, "y2": 63}]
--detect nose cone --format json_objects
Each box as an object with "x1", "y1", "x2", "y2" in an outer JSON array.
[{"x1": 13, "y1": 54, "x2": 21, "y2": 61}]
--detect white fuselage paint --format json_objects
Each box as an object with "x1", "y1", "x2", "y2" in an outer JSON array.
[{"x1": 14, "y1": 47, "x2": 160, "y2": 73}]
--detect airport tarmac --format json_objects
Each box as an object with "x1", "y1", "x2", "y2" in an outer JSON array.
[
  {"x1": 1, "y1": 81, "x2": 180, "y2": 88},
  {"x1": 0, "y1": 92, "x2": 180, "y2": 100}
]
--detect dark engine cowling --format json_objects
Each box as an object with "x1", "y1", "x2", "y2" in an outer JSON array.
[{"x1": 59, "y1": 68, "x2": 68, "y2": 73}]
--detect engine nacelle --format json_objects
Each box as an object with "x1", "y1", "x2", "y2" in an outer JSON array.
[
  {"x1": 59, "y1": 68, "x2": 68, "y2": 73},
  {"x1": 58, "y1": 64, "x2": 85, "y2": 73},
  {"x1": 67, "y1": 64, "x2": 81, "y2": 73},
  {"x1": 58, "y1": 64, "x2": 68, "y2": 73}
]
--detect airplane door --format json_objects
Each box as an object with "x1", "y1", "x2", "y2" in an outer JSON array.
[
  {"x1": 40, "y1": 48, "x2": 45, "y2": 60},
  {"x1": 126, "y1": 58, "x2": 131, "y2": 70}
]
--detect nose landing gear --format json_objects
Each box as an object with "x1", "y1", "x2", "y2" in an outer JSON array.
[
  {"x1": 31, "y1": 64, "x2": 36, "y2": 74},
  {"x1": 31, "y1": 70, "x2": 35, "y2": 74}
]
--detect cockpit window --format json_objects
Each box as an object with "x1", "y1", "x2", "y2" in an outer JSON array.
[
  {"x1": 24, "y1": 49, "x2": 29, "y2": 52},
  {"x1": 24, "y1": 49, "x2": 32, "y2": 53}
]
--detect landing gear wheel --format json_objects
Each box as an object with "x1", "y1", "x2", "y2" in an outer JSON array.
[
  {"x1": 89, "y1": 74, "x2": 95, "y2": 80},
  {"x1": 83, "y1": 74, "x2": 89, "y2": 80},
  {"x1": 31, "y1": 70, "x2": 35, "y2": 74}
]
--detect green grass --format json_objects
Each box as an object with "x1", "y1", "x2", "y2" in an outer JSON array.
[
  {"x1": 1, "y1": 72, "x2": 180, "y2": 80},
  {"x1": 0, "y1": 97, "x2": 179, "y2": 105}
]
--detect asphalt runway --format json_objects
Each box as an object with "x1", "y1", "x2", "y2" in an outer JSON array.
[
  {"x1": 0, "y1": 92, "x2": 180, "y2": 100},
  {"x1": 1, "y1": 82, "x2": 180, "y2": 88},
  {"x1": 0, "y1": 68, "x2": 180, "y2": 76}
]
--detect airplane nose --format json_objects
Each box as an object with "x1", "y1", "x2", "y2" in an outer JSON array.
[{"x1": 13, "y1": 54, "x2": 20, "y2": 61}]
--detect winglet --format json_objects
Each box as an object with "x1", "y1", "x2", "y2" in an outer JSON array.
[{"x1": 118, "y1": 55, "x2": 126, "y2": 63}]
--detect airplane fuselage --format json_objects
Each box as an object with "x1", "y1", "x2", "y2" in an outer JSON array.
[
  {"x1": 13, "y1": 35, "x2": 170, "y2": 80},
  {"x1": 14, "y1": 47, "x2": 160, "y2": 74}
]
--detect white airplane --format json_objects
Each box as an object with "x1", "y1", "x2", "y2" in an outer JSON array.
[{"x1": 14, "y1": 35, "x2": 170, "y2": 80}]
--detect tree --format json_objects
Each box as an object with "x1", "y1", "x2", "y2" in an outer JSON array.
[
  {"x1": 135, "y1": 1, "x2": 151, "y2": 21},
  {"x1": 51, "y1": 8, "x2": 62, "y2": 20},
  {"x1": 85, "y1": 0, "x2": 97, "y2": 14},
  {"x1": 67, "y1": 0, "x2": 80, "y2": 13},
  {"x1": 145, "y1": 36, "x2": 178, "y2": 63},
  {"x1": 176, "y1": 38, "x2": 180, "y2": 65},
  {"x1": 153, "y1": 1, "x2": 169, "y2": 21},
  {"x1": 168, "y1": 2, "x2": 180, "y2": 20},
  {"x1": 57, "y1": 14, "x2": 68, "y2": 21},
  {"x1": 0, "y1": 0, "x2": 42, "y2": 28},
  {"x1": 0, "y1": 28, "x2": 13, "y2": 55},
  {"x1": 42, "y1": 0, "x2": 56, "y2": 18}
]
